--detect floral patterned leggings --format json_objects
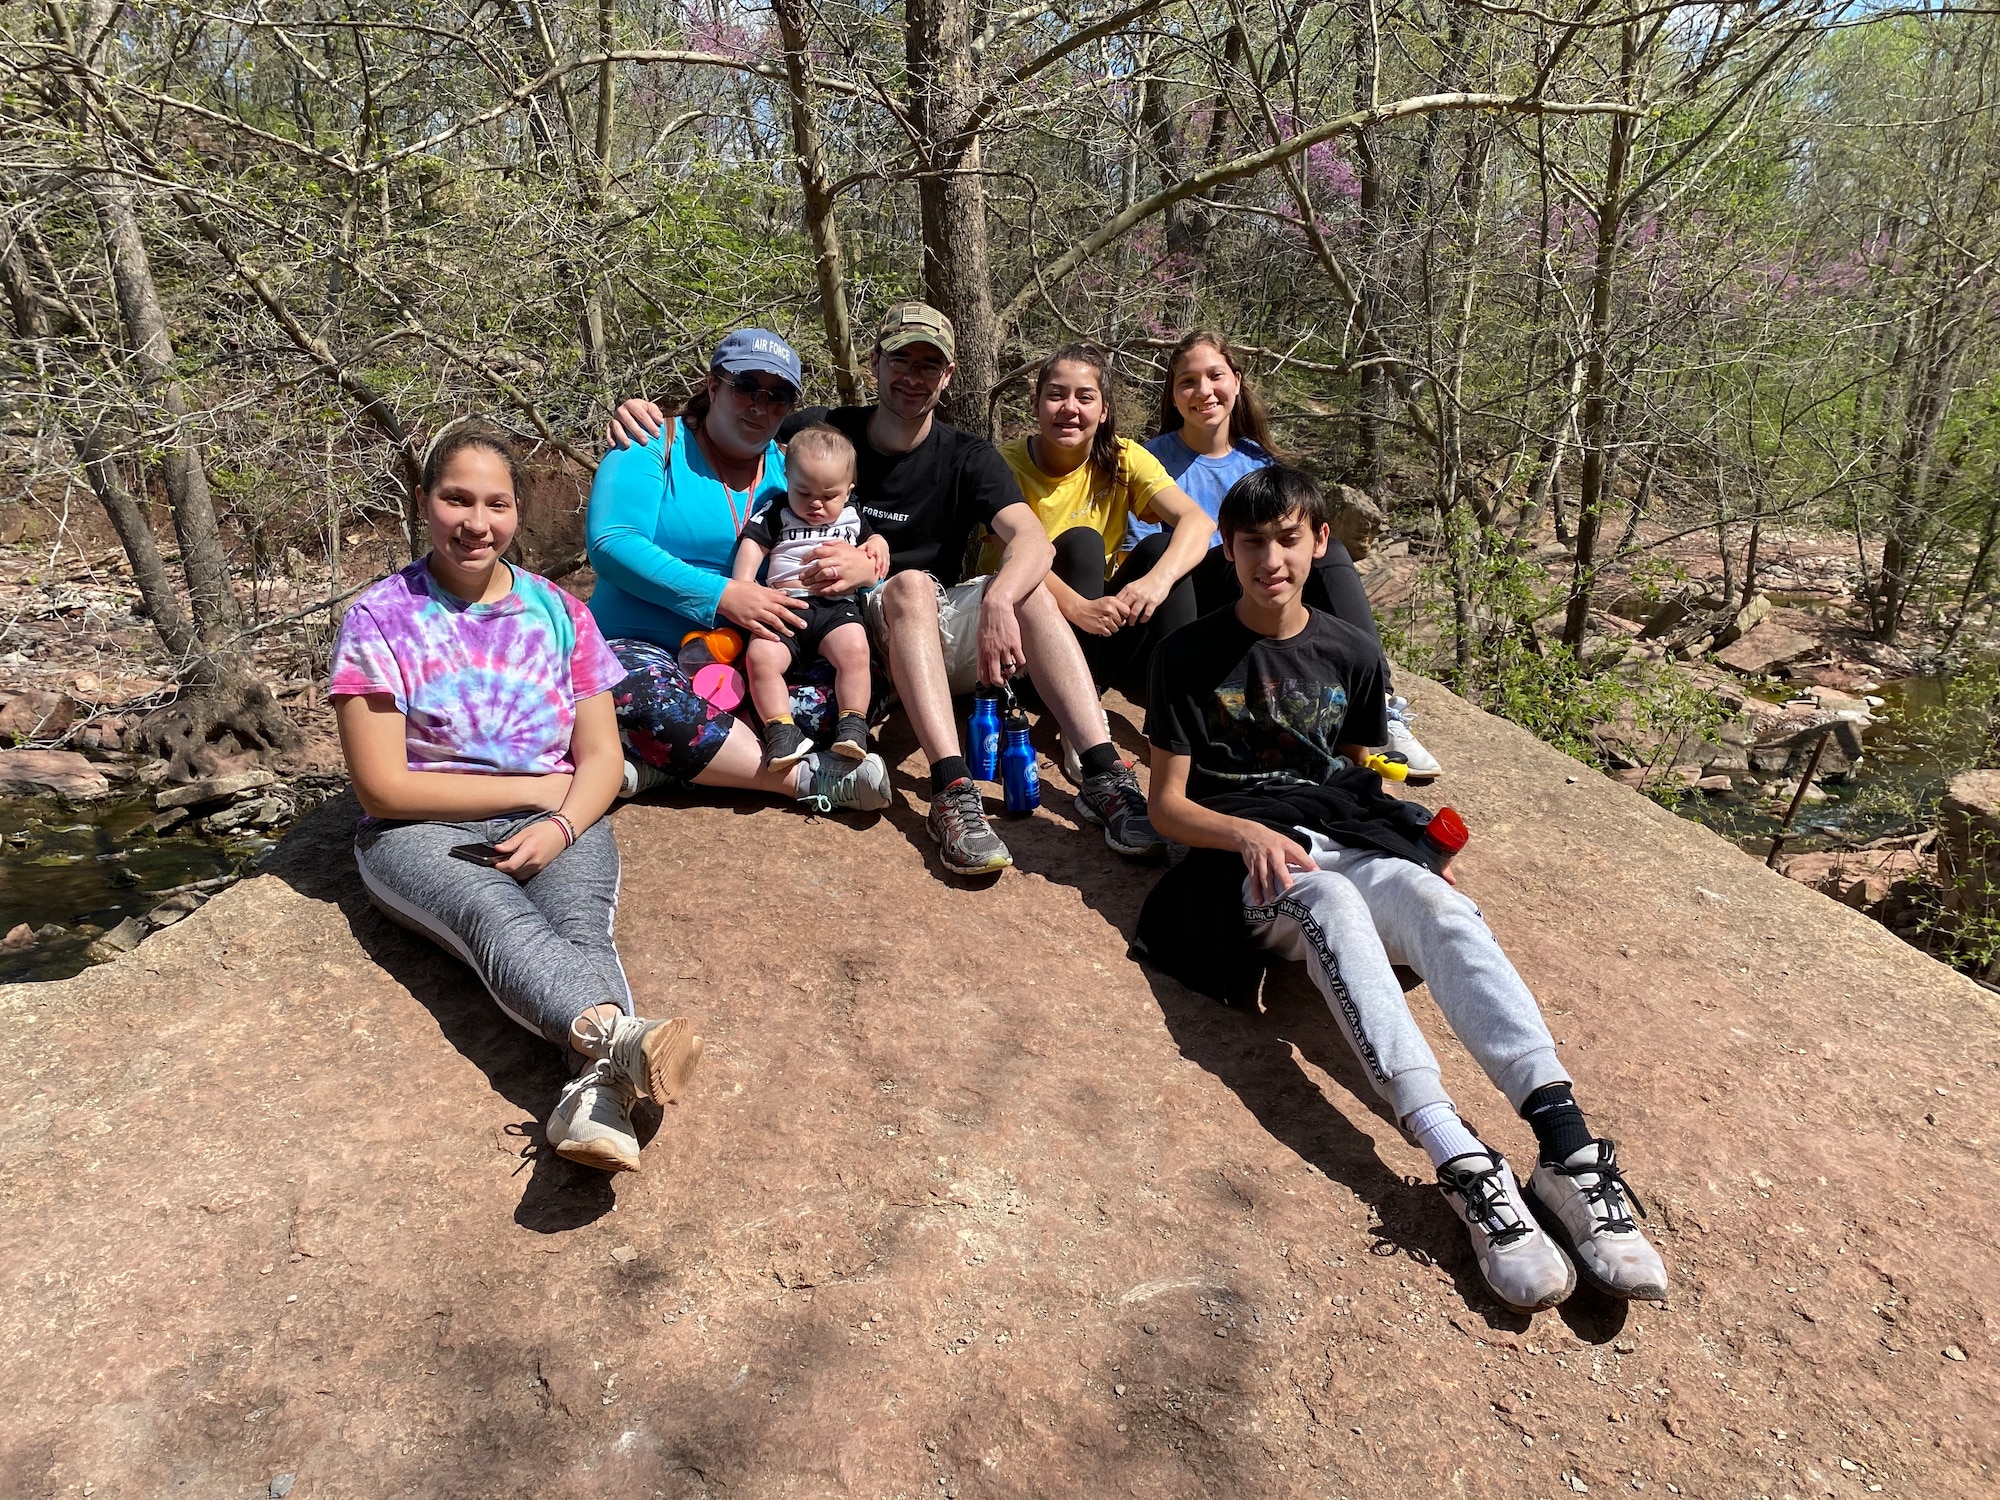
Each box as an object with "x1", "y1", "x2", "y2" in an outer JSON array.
[{"x1": 607, "y1": 638, "x2": 840, "y2": 789}]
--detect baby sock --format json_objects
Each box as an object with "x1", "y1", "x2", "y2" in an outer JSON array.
[
  {"x1": 1404, "y1": 1100, "x2": 1485, "y2": 1169},
  {"x1": 1521, "y1": 1082, "x2": 1593, "y2": 1165},
  {"x1": 766, "y1": 712, "x2": 795, "y2": 728}
]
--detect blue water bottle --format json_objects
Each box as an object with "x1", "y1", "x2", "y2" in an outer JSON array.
[
  {"x1": 1000, "y1": 712, "x2": 1041, "y2": 815},
  {"x1": 967, "y1": 682, "x2": 1002, "y2": 781}
]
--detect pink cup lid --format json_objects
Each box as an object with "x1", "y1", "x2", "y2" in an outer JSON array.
[{"x1": 691, "y1": 662, "x2": 744, "y2": 712}]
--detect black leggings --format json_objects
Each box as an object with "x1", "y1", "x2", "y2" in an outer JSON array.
[
  {"x1": 1050, "y1": 527, "x2": 1200, "y2": 703},
  {"x1": 1189, "y1": 537, "x2": 1390, "y2": 684}
]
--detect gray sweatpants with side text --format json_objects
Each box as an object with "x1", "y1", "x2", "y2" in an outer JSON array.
[
  {"x1": 354, "y1": 813, "x2": 632, "y2": 1050},
  {"x1": 1245, "y1": 831, "x2": 1566, "y2": 1122}
]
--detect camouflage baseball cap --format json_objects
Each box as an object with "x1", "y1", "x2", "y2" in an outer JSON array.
[{"x1": 875, "y1": 303, "x2": 956, "y2": 362}]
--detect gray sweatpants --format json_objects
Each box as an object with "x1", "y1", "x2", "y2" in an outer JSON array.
[
  {"x1": 354, "y1": 813, "x2": 633, "y2": 1049},
  {"x1": 1246, "y1": 831, "x2": 1566, "y2": 1121}
]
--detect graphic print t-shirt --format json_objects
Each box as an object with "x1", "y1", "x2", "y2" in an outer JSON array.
[
  {"x1": 739, "y1": 500, "x2": 873, "y2": 596},
  {"x1": 822, "y1": 405, "x2": 1023, "y2": 583},
  {"x1": 1145, "y1": 608, "x2": 1388, "y2": 800},
  {"x1": 329, "y1": 559, "x2": 627, "y2": 774}
]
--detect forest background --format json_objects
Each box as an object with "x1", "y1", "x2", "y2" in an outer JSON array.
[{"x1": 2, "y1": 0, "x2": 1997, "y2": 783}]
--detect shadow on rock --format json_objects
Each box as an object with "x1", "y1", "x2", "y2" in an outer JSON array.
[{"x1": 262, "y1": 791, "x2": 618, "y2": 1234}]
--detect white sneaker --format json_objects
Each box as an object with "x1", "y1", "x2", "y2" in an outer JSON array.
[
  {"x1": 1527, "y1": 1141, "x2": 1669, "y2": 1302},
  {"x1": 546, "y1": 1059, "x2": 641, "y2": 1172},
  {"x1": 1438, "y1": 1149, "x2": 1576, "y2": 1313},
  {"x1": 1381, "y1": 714, "x2": 1441, "y2": 782},
  {"x1": 1060, "y1": 704, "x2": 1115, "y2": 784},
  {"x1": 572, "y1": 1012, "x2": 704, "y2": 1105}
]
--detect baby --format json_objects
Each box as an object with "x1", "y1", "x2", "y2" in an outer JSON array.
[{"x1": 733, "y1": 423, "x2": 879, "y2": 768}]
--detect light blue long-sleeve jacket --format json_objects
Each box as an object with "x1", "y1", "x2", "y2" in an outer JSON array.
[{"x1": 585, "y1": 418, "x2": 787, "y2": 648}]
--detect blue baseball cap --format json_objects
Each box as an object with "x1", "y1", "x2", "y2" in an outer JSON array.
[{"x1": 712, "y1": 328, "x2": 803, "y2": 392}]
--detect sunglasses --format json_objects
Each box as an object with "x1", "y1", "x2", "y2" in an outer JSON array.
[{"x1": 723, "y1": 371, "x2": 798, "y2": 408}]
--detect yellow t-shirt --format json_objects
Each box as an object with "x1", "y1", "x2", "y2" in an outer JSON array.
[{"x1": 986, "y1": 435, "x2": 1176, "y2": 580}]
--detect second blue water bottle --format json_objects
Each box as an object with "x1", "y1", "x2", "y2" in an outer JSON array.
[{"x1": 1000, "y1": 711, "x2": 1041, "y2": 815}]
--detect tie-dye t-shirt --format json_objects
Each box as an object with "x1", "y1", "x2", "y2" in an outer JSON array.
[{"x1": 328, "y1": 559, "x2": 628, "y2": 774}]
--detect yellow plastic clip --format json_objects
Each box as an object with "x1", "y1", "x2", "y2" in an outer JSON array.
[{"x1": 1364, "y1": 752, "x2": 1409, "y2": 782}]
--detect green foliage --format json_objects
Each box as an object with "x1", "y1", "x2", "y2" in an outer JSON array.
[{"x1": 1385, "y1": 529, "x2": 1723, "y2": 787}]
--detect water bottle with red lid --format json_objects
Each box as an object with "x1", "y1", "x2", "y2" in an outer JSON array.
[{"x1": 1420, "y1": 806, "x2": 1468, "y2": 872}]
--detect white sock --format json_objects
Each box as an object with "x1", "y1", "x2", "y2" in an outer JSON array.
[
  {"x1": 791, "y1": 756, "x2": 816, "y2": 797},
  {"x1": 1404, "y1": 1101, "x2": 1485, "y2": 1170}
]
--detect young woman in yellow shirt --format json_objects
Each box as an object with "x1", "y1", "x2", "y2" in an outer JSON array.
[{"x1": 996, "y1": 342, "x2": 1214, "y2": 699}]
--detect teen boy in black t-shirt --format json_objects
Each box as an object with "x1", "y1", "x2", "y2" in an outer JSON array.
[{"x1": 1143, "y1": 465, "x2": 1668, "y2": 1316}]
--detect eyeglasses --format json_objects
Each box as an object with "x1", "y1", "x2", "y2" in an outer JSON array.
[
  {"x1": 723, "y1": 371, "x2": 798, "y2": 408},
  {"x1": 883, "y1": 350, "x2": 950, "y2": 381}
]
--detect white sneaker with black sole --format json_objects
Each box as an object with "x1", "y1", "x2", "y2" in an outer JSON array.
[
  {"x1": 1437, "y1": 1148, "x2": 1576, "y2": 1313},
  {"x1": 1526, "y1": 1140, "x2": 1669, "y2": 1302}
]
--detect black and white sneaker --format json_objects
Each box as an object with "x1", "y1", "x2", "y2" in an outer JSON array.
[
  {"x1": 1438, "y1": 1148, "x2": 1576, "y2": 1313},
  {"x1": 1527, "y1": 1140, "x2": 1669, "y2": 1302},
  {"x1": 830, "y1": 711, "x2": 871, "y2": 761},
  {"x1": 1075, "y1": 762, "x2": 1167, "y2": 859},
  {"x1": 761, "y1": 720, "x2": 813, "y2": 771}
]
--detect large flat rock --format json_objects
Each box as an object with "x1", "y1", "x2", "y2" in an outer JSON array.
[{"x1": 2, "y1": 680, "x2": 1993, "y2": 1498}]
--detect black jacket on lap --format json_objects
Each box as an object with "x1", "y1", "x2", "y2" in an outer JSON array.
[{"x1": 1130, "y1": 764, "x2": 1440, "y2": 1008}]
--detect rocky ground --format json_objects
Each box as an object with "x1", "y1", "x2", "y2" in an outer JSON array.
[{"x1": 1, "y1": 675, "x2": 1992, "y2": 1498}]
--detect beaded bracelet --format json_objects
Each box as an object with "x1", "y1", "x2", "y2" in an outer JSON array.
[{"x1": 543, "y1": 811, "x2": 578, "y2": 849}]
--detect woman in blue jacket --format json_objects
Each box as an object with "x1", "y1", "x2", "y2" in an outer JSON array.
[{"x1": 587, "y1": 329, "x2": 890, "y2": 811}]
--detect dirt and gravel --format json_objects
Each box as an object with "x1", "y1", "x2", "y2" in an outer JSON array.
[{"x1": 0, "y1": 672, "x2": 1992, "y2": 1499}]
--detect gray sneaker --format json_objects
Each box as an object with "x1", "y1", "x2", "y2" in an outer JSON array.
[
  {"x1": 619, "y1": 756, "x2": 671, "y2": 799},
  {"x1": 572, "y1": 1013, "x2": 704, "y2": 1105},
  {"x1": 1527, "y1": 1140, "x2": 1669, "y2": 1302},
  {"x1": 926, "y1": 777, "x2": 1012, "y2": 874},
  {"x1": 795, "y1": 751, "x2": 892, "y2": 812},
  {"x1": 546, "y1": 1059, "x2": 641, "y2": 1173},
  {"x1": 1438, "y1": 1149, "x2": 1576, "y2": 1313},
  {"x1": 1075, "y1": 762, "x2": 1167, "y2": 858}
]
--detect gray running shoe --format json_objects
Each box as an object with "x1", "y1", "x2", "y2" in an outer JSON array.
[
  {"x1": 572, "y1": 1012, "x2": 704, "y2": 1105},
  {"x1": 927, "y1": 777, "x2": 1012, "y2": 874},
  {"x1": 796, "y1": 751, "x2": 892, "y2": 812},
  {"x1": 1527, "y1": 1140, "x2": 1669, "y2": 1302},
  {"x1": 619, "y1": 756, "x2": 671, "y2": 799},
  {"x1": 1075, "y1": 762, "x2": 1167, "y2": 858},
  {"x1": 546, "y1": 1059, "x2": 641, "y2": 1173},
  {"x1": 1438, "y1": 1149, "x2": 1576, "y2": 1313}
]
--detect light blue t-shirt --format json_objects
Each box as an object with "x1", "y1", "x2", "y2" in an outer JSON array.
[
  {"x1": 586, "y1": 417, "x2": 786, "y2": 647},
  {"x1": 1127, "y1": 431, "x2": 1273, "y2": 551}
]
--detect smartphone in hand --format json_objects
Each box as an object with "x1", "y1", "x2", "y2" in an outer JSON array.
[{"x1": 449, "y1": 842, "x2": 507, "y2": 867}]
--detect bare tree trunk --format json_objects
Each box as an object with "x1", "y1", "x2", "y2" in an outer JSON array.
[
  {"x1": 776, "y1": 0, "x2": 863, "y2": 402},
  {"x1": 82, "y1": 174, "x2": 297, "y2": 773},
  {"x1": 1561, "y1": 24, "x2": 1639, "y2": 651},
  {"x1": 86, "y1": 174, "x2": 240, "y2": 664},
  {"x1": 906, "y1": 0, "x2": 998, "y2": 434}
]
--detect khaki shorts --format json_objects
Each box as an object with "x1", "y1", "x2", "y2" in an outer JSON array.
[{"x1": 863, "y1": 572, "x2": 990, "y2": 696}]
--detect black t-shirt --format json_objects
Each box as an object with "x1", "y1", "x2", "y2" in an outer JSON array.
[
  {"x1": 1146, "y1": 607, "x2": 1390, "y2": 800},
  {"x1": 822, "y1": 405, "x2": 1023, "y2": 584}
]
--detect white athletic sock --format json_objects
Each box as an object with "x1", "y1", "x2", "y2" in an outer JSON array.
[{"x1": 1404, "y1": 1101, "x2": 1485, "y2": 1170}]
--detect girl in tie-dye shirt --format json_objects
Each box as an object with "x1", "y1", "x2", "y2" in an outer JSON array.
[{"x1": 329, "y1": 426, "x2": 702, "y2": 1176}]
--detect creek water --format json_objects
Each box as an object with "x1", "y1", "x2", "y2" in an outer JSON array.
[
  {"x1": 0, "y1": 793, "x2": 283, "y2": 984},
  {"x1": 1668, "y1": 674, "x2": 1957, "y2": 857}
]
